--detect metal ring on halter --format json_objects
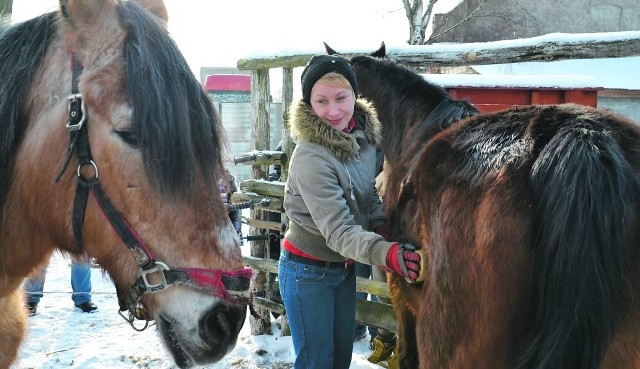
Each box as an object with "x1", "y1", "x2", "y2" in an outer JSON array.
[
  {"x1": 77, "y1": 160, "x2": 99, "y2": 180},
  {"x1": 118, "y1": 309, "x2": 151, "y2": 332}
]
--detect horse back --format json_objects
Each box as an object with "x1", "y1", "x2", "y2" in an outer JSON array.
[{"x1": 401, "y1": 103, "x2": 640, "y2": 369}]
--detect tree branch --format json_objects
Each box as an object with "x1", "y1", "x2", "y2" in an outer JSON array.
[{"x1": 402, "y1": 0, "x2": 413, "y2": 20}]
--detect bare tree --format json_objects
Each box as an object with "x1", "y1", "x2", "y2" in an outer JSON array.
[
  {"x1": 403, "y1": 0, "x2": 486, "y2": 44},
  {"x1": 0, "y1": 0, "x2": 12, "y2": 18}
]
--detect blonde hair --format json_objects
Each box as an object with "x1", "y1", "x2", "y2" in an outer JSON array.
[{"x1": 316, "y1": 72, "x2": 354, "y2": 93}]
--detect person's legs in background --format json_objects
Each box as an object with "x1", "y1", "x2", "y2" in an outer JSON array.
[
  {"x1": 368, "y1": 266, "x2": 396, "y2": 365},
  {"x1": 70, "y1": 257, "x2": 97, "y2": 313},
  {"x1": 23, "y1": 265, "x2": 47, "y2": 316}
]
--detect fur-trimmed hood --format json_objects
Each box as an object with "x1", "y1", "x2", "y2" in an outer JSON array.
[{"x1": 290, "y1": 98, "x2": 382, "y2": 161}]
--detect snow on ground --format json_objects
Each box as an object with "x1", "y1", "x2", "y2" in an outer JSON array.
[{"x1": 14, "y1": 252, "x2": 382, "y2": 369}]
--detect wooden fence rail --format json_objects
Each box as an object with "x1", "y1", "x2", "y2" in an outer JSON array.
[
  {"x1": 238, "y1": 31, "x2": 640, "y2": 70},
  {"x1": 242, "y1": 256, "x2": 397, "y2": 333}
]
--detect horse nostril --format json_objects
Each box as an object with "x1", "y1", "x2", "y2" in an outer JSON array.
[{"x1": 198, "y1": 303, "x2": 246, "y2": 348}]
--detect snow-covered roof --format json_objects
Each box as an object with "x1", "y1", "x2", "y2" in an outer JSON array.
[
  {"x1": 472, "y1": 56, "x2": 640, "y2": 90},
  {"x1": 424, "y1": 73, "x2": 602, "y2": 89}
]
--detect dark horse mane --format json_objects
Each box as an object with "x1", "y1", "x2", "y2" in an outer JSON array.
[
  {"x1": 0, "y1": 3, "x2": 224, "y2": 221},
  {"x1": 0, "y1": 12, "x2": 58, "y2": 221},
  {"x1": 349, "y1": 53, "x2": 479, "y2": 164},
  {"x1": 118, "y1": 2, "x2": 224, "y2": 195}
]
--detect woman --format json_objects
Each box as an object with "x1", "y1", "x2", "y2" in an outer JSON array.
[{"x1": 279, "y1": 54, "x2": 423, "y2": 369}]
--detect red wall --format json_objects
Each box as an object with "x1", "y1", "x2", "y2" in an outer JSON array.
[{"x1": 447, "y1": 87, "x2": 599, "y2": 113}]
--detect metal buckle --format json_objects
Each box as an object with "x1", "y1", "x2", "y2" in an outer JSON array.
[
  {"x1": 138, "y1": 261, "x2": 172, "y2": 293},
  {"x1": 66, "y1": 93, "x2": 86, "y2": 131}
]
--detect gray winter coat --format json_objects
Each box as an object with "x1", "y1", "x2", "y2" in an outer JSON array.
[{"x1": 283, "y1": 98, "x2": 394, "y2": 266}]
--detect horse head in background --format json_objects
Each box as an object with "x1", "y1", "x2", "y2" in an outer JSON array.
[
  {"x1": 0, "y1": 1, "x2": 251, "y2": 367},
  {"x1": 326, "y1": 42, "x2": 640, "y2": 369}
]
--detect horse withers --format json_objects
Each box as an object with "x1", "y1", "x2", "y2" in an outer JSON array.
[
  {"x1": 0, "y1": 1, "x2": 251, "y2": 368},
  {"x1": 327, "y1": 42, "x2": 640, "y2": 369}
]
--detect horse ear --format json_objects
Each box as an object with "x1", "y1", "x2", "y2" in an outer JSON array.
[
  {"x1": 324, "y1": 42, "x2": 340, "y2": 55},
  {"x1": 59, "y1": 0, "x2": 113, "y2": 52},
  {"x1": 133, "y1": 0, "x2": 169, "y2": 23},
  {"x1": 371, "y1": 42, "x2": 386, "y2": 58},
  {"x1": 59, "y1": 0, "x2": 110, "y2": 26}
]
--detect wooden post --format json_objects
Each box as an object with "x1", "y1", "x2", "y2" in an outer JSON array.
[
  {"x1": 281, "y1": 67, "x2": 294, "y2": 181},
  {"x1": 277, "y1": 66, "x2": 294, "y2": 336},
  {"x1": 249, "y1": 69, "x2": 271, "y2": 335}
]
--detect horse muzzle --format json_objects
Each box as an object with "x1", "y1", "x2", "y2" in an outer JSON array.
[{"x1": 158, "y1": 301, "x2": 247, "y2": 368}]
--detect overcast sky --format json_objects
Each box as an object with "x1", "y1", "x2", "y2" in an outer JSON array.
[{"x1": 13, "y1": 1, "x2": 460, "y2": 74}]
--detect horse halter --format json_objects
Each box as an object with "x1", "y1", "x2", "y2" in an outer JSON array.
[{"x1": 56, "y1": 55, "x2": 255, "y2": 330}]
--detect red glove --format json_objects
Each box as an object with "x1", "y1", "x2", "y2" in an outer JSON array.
[{"x1": 386, "y1": 243, "x2": 424, "y2": 283}]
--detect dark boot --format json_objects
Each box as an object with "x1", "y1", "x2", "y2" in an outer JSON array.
[
  {"x1": 75, "y1": 301, "x2": 98, "y2": 313},
  {"x1": 26, "y1": 301, "x2": 38, "y2": 317}
]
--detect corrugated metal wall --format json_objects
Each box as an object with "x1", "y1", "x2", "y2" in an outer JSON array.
[{"x1": 215, "y1": 102, "x2": 283, "y2": 181}]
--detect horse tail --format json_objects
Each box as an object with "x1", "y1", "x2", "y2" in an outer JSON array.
[{"x1": 516, "y1": 119, "x2": 636, "y2": 369}]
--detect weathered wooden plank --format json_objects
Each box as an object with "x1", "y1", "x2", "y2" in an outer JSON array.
[
  {"x1": 242, "y1": 256, "x2": 391, "y2": 299},
  {"x1": 357, "y1": 276, "x2": 391, "y2": 299},
  {"x1": 253, "y1": 296, "x2": 285, "y2": 315},
  {"x1": 243, "y1": 256, "x2": 397, "y2": 333},
  {"x1": 241, "y1": 216, "x2": 286, "y2": 232},
  {"x1": 237, "y1": 31, "x2": 640, "y2": 70},
  {"x1": 234, "y1": 150, "x2": 288, "y2": 166},
  {"x1": 239, "y1": 179, "x2": 285, "y2": 198},
  {"x1": 231, "y1": 192, "x2": 283, "y2": 212},
  {"x1": 251, "y1": 295, "x2": 397, "y2": 333},
  {"x1": 244, "y1": 255, "x2": 279, "y2": 274},
  {"x1": 355, "y1": 299, "x2": 396, "y2": 333}
]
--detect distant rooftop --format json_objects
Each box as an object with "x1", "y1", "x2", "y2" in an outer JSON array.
[
  {"x1": 425, "y1": 73, "x2": 602, "y2": 89},
  {"x1": 204, "y1": 74, "x2": 251, "y2": 92},
  {"x1": 472, "y1": 56, "x2": 640, "y2": 90}
]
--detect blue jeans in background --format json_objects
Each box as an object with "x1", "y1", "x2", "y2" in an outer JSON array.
[
  {"x1": 24, "y1": 257, "x2": 93, "y2": 306},
  {"x1": 279, "y1": 250, "x2": 356, "y2": 369}
]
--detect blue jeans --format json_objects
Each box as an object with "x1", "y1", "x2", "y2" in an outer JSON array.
[
  {"x1": 24, "y1": 258, "x2": 92, "y2": 305},
  {"x1": 279, "y1": 250, "x2": 356, "y2": 369}
]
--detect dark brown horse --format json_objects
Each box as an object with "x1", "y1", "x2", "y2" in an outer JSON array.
[
  {"x1": 327, "y1": 43, "x2": 640, "y2": 369},
  {"x1": 0, "y1": 1, "x2": 252, "y2": 368}
]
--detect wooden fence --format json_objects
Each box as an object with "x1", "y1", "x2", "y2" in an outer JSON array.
[{"x1": 232, "y1": 31, "x2": 640, "y2": 336}]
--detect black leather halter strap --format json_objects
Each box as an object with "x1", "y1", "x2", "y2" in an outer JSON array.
[{"x1": 57, "y1": 54, "x2": 256, "y2": 331}]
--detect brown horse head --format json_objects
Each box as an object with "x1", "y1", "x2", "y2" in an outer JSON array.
[{"x1": 0, "y1": 1, "x2": 248, "y2": 367}]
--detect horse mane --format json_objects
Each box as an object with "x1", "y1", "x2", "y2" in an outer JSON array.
[
  {"x1": 0, "y1": 12, "x2": 58, "y2": 221},
  {"x1": 350, "y1": 55, "x2": 478, "y2": 164},
  {"x1": 118, "y1": 2, "x2": 225, "y2": 196}
]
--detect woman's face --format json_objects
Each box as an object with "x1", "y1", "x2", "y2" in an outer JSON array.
[{"x1": 310, "y1": 82, "x2": 355, "y2": 132}]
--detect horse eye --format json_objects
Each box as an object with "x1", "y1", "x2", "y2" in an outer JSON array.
[{"x1": 115, "y1": 130, "x2": 138, "y2": 147}]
